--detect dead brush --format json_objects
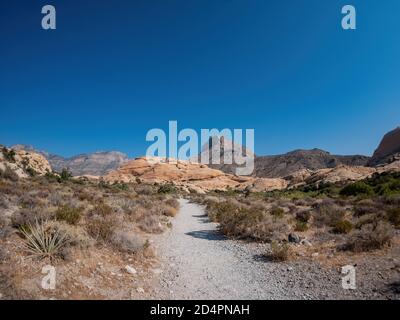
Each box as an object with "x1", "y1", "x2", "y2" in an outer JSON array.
[
  {"x1": 267, "y1": 241, "x2": 292, "y2": 262},
  {"x1": 19, "y1": 220, "x2": 68, "y2": 260}
]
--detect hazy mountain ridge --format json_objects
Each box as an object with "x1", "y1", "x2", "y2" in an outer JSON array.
[
  {"x1": 11, "y1": 144, "x2": 128, "y2": 176},
  {"x1": 7, "y1": 126, "x2": 400, "y2": 177}
]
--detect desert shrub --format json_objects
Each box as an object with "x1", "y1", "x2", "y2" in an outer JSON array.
[
  {"x1": 312, "y1": 200, "x2": 345, "y2": 228},
  {"x1": 387, "y1": 208, "x2": 400, "y2": 228},
  {"x1": 163, "y1": 206, "x2": 177, "y2": 217},
  {"x1": 293, "y1": 198, "x2": 308, "y2": 206},
  {"x1": 11, "y1": 208, "x2": 47, "y2": 228},
  {"x1": 295, "y1": 210, "x2": 311, "y2": 223},
  {"x1": 206, "y1": 200, "x2": 240, "y2": 222},
  {"x1": 217, "y1": 206, "x2": 287, "y2": 242},
  {"x1": 164, "y1": 198, "x2": 180, "y2": 209},
  {"x1": 18, "y1": 193, "x2": 44, "y2": 210},
  {"x1": 89, "y1": 203, "x2": 113, "y2": 217},
  {"x1": 340, "y1": 182, "x2": 374, "y2": 197},
  {"x1": 333, "y1": 219, "x2": 353, "y2": 234},
  {"x1": 56, "y1": 205, "x2": 83, "y2": 225},
  {"x1": 2, "y1": 147, "x2": 16, "y2": 162},
  {"x1": 59, "y1": 168, "x2": 72, "y2": 182},
  {"x1": 86, "y1": 215, "x2": 118, "y2": 242},
  {"x1": 354, "y1": 213, "x2": 380, "y2": 229},
  {"x1": 268, "y1": 241, "x2": 291, "y2": 262},
  {"x1": 48, "y1": 192, "x2": 64, "y2": 206},
  {"x1": 111, "y1": 230, "x2": 145, "y2": 253},
  {"x1": 46, "y1": 220, "x2": 93, "y2": 249},
  {"x1": 138, "y1": 214, "x2": 163, "y2": 233},
  {"x1": 19, "y1": 220, "x2": 69, "y2": 260},
  {"x1": 270, "y1": 206, "x2": 285, "y2": 219},
  {"x1": 353, "y1": 199, "x2": 377, "y2": 217},
  {"x1": 344, "y1": 221, "x2": 394, "y2": 252},
  {"x1": 157, "y1": 183, "x2": 177, "y2": 194},
  {"x1": 112, "y1": 182, "x2": 130, "y2": 191},
  {"x1": 294, "y1": 221, "x2": 309, "y2": 232},
  {"x1": 74, "y1": 189, "x2": 95, "y2": 202},
  {"x1": 135, "y1": 184, "x2": 154, "y2": 195},
  {"x1": 25, "y1": 167, "x2": 37, "y2": 177}
]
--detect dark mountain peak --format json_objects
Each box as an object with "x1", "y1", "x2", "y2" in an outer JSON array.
[{"x1": 369, "y1": 127, "x2": 400, "y2": 166}]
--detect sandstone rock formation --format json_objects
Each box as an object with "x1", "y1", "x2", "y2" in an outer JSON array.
[
  {"x1": 369, "y1": 127, "x2": 400, "y2": 166},
  {"x1": 0, "y1": 146, "x2": 52, "y2": 178},
  {"x1": 104, "y1": 156, "x2": 287, "y2": 193}
]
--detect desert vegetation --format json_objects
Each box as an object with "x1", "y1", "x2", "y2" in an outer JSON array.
[
  {"x1": 0, "y1": 168, "x2": 179, "y2": 299},
  {"x1": 192, "y1": 171, "x2": 400, "y2": 261}
]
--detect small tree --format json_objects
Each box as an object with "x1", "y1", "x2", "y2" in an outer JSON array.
[{"x1": 60, "y1": 168, "x2": 72, "y2": 181}]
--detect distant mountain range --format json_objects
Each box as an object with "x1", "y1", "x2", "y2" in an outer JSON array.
[
  {"x1": 9, "y1": 126, "x2": 400, "y2": 178},
  {"x1": 11, "y1": 145, "x2": 128, "y2": 176}
]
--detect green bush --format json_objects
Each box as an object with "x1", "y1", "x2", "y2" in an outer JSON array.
[
  {"x1": 25, "y1": 167, "x2": 37, "y2": 177},
  {"x1": 90, "y1": 203, "x2": 113, "y2": 217},
  {"x1": 387, "y1": 208, "x2": 400, "y2": 228},
  {"x1": 56, "y1": 205, "x2": 83, "y2": 225},
  {"x1": 340, "y1": 182, "x2": 374, "y2": 197},
  {"x1": 157, "y1": 184, "x2": 177, "y2": 194},
  {"x1": 2, "y1": 147, "x2": 16, "y2": 162},
  {"x1": 270, "y1": 206, "x2": 285, "y2": 218},
  {"x1": 295, "y1": 210, "x2": 311, "y2": 222},
  {"x1": 268, "y1": 241, "x2": 291, "y2": 262},
  {"x1": 294, "y1": 221, "x2": 309, "y2": 232},
  {"x1": 59, "y1": 168, "x2": 72, "y2": 181},
  {"x1": 333, "y1": 219, "x2": 353, "y2": 234}
]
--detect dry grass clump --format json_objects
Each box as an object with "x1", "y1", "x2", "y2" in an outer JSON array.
[
  {"x1": 343, "y1": 221, "x2": 394, "y2": 252},
  {"x1": 111, "y1": 230, "x2": 146, "y2": 254},
  {"x1": 86, "y1": 214, "x2": 119, "y2": 242},
  {"x1": 332, "y1": 219, "x2": 353, "y2": 234},
  {"x1": 267, "y1": 241, "x2": 292, "y2": 262},
  {"x1": 56, "y1": 205, "x2": 83, "y2": 225},
  {"x1": 312, "y1": 199, "x2": 345, "y2": 228},
  {"x1": 89, "y1": 203, "x2": 113, "y2": 217},
  {"x1": 138, "y1": 214, "x2": 163, "y2": 233},
  {"x1": 164, "y1": 198, "x2": 180, "y2": 209},
  {"x1": 269, "y1": 206, "x2": 285, "y2": 218},
  {"x1": 294, "y1": 221, "x2": 308, "y2": 232},
  {"x1": 46, "y1": 220, "x2": 94, "y2": 249},
  {"x1": 163, "y1": 206, "x2": 178, "y2": 217}
]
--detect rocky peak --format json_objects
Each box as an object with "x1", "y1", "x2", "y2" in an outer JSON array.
[{"x1": 369, "y1": 127, "x2": 400, "y2": 166}]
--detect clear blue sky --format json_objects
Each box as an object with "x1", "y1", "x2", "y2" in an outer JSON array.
[{"x1": 1, "y1": 0, "x2": 399, "y2": 158}]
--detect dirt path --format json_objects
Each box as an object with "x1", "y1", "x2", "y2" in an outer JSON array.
[
  {"x1": 151, "y1": 199, "x2": 398, "y2": 300},
  {"x1": 153, "y1": 199, "x2": 290, "y2": 299}
]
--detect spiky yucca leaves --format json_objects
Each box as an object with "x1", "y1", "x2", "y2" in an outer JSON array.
[{"x1": 19, "y1": 220, "x2": 68, "y2": 259}]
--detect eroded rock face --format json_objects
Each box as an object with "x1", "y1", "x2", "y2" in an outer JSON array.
[
  {"x1": 104, "y1": 157, "x2": 287, "y2": 193},
  {"x1": 369, "y1": 127, "x2": 400, "y2": 166},
  {"x1": 304, "y1": 165, "x2": 376, "y2": 185},
  {"x1": 0, "y1": 147, "x2": 52, "y2": 178}
]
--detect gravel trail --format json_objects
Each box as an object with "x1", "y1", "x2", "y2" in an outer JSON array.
[
  {"x1": 153, "y1": 199, "x2": 290, "y2": 299},
  {"x1": 152, "y1": 199, "x2": 399, "y2": 300}
]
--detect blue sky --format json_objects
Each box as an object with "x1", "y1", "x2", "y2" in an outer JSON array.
[{"x1": 0, "y1": 0, "x2": 399, "y2": 158}]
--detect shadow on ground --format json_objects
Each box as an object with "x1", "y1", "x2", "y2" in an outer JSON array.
[
  {"x1": 185, "y1": 230, "x2": 226, "y2": 241},
  {"x1": 192, "y1": 214, "x2": 210, "y2": 224}
]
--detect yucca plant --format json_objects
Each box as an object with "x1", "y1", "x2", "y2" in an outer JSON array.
[{"x1": 19, "y1": 220, "x2": 68, "y2": 260}]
